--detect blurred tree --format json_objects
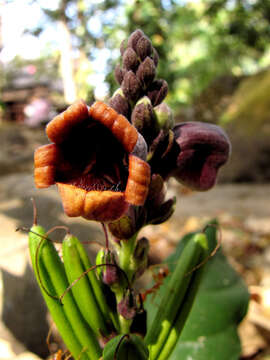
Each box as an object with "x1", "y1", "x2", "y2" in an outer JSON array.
[
  {"x1": 204, "y1": 0, "x2": 270, "y2": 56},
  {"x1": 27, "y1": 0, "x2": 121, "y2": 103},
  {"x1": 105, "y1": 0, "x2": 270, "y2": 110},
  {"x1": 105, "y1": 0, "x2": 180, "y2": 100}
]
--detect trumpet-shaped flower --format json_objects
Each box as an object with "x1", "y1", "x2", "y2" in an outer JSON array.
[{"x1": 34, "y1": 100, "x2": 150, "y2": 222}]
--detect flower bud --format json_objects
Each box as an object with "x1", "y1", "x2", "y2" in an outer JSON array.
[
  {"x1": 172, "y1": 122, "x2": 231, "y2": 191},
  {"x1": 127, "y1": 29, "x2": 144, "y2": 50},
  {"x1": 109, "y1": 206, "x2": 147, "y2": 241},
  {"x1": 147, "y1": 174, "x2": 166, "y2": 207},
  {"x1": 132, "y1": 133, "x2": 148, "y2": 161},
  {"x1": 132, "y1": 237, "x2": 149, "y2": 278},
  {"x1": 148, "y1": 130, "x2": 180, "y2": 179},
  {"x1": 121, "y1": 70, "x2": 141, "y2": 102},
  {"x1": 136, "y1": 57, "x2": 156, "y2": 89},
  {"x1": 136, "y1": 36, "x2": 153, "y2": 61},
  {"x1": 148, "y1": 197, "x2": 176, "y2": 225},
  {"x1": 154, "y1": 102, "x2": 174, "y2": 132},
  {"x1": 109, "y1": 88, "x2": 130, "y2": 118},
  {"x1": 114, "y1": 64, "x2": 126, "y2": 85},
  {"x1": 117, "y1": 289, "x2": 137, "y2": 320},
  {"x1": 123, "y1": 47, "x2": 139, "y2": 71},
  {"x1": 147, "y1": 79, "x2": 168, "y2": 106},
  {"x1": 108, "y1": 215, "x2": 136, "y2": 240},
  {"x1": 96, "y1": 249, "x2": 119, "y2": 286},
  {"x1": 131, "y1": 96, "x2": 159, "y2": 144}
]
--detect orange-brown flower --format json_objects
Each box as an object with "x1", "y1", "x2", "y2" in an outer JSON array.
[{"x1": 34, "y1": 100, "x2": 150, "y2": 222}]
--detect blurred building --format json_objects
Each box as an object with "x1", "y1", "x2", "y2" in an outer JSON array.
[{"x1": 1, "y1": 65, "x2": 63, "y2": 125}]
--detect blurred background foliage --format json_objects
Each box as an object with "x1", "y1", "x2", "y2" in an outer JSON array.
[{"x1": 1, "y1": 0, "x2": 270, "y2": 107}]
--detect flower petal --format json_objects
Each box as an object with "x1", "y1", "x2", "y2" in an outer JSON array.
[
  {"x1": 125, "y1": 154, "x2": 151, "y2": 205},
  {"x1": 34, "y1": 144, "x2": 61, "y2": 188},
  {"x1": 84, "y1": 191, "x2": 128, "y2": 222},
  {"x1": 89, "y1": 101, "x2": 138, "y2": 153},
  {"x1": 57, "y1": 183, "x2": 128, "y2": 222},
  {"x1": 46, "y1": 100, "x2": 89, "y2": 144}
]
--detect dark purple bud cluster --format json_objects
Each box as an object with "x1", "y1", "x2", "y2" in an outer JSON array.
[{"x1": 109, "y1": 29, "x2": 171, "y2": 147}]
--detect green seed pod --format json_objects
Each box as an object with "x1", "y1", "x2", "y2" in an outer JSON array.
[
  {"x1": 28, "y1": 225, "x2": 101, "y2": 360},
  {"x1": 145, "y1": 232, "x2": 208, "y2": 360},
  {"x1": 131, "y1": 237, "x2": 149, "y2": 278},
  {"x1": 62, "y1": 234, "x2": 109, "y2": 337}
]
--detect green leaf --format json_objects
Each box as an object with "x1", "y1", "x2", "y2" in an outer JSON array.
[
  {"x1": 145, "y1": 222, "x2": 249, "y2": 360},
  {"x1": 103, "y1": 334, "x2": 149, "y2": 360}
]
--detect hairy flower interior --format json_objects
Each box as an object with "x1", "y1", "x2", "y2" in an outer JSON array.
[{"x1": 55, "y1": 121, "x2": 129, "y2": 192}]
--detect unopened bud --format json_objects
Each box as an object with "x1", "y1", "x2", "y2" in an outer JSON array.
[
  {"x1": 109, "y1": 88, "x2": 130, "y2": 118},
  {"x1": 134, "y1": 237, "x2": 149, "y2": 261},
  {"x1": 114, "y1": 64, "x2": 126, "y2": 85},
  {"x1": 127, "y1": 29, "x2": 144, "y2": 50},
  {"x1": 117, "y1": 290, "x2": 137, "y2": 320},
  {"x1": 109, "y1": 215, "x2": 136, "y2": 240},
  {"x1": 136, "y1": 57, "x2": 156, "y2": 89},
  {"x1": 136, "y1": 36, "x2": 153, "y2": 61},
  {"x1": 147, "y1": 174, "x2": 166, "y2": 207},
  {"x1": 121, "y1": 70, "x2": 141, "y2": 102},
  {"x1": 132, "y1": 237, "x2": 149, "y2": 278},
  {"x1": 96, "y1": 249, "x2": 119, "y2": 286},
  {"x1": 123, "y1": 47, "x2": 139, "y2": 71},
  {"x1": 148, "y1": 197, "x2": 176, "y2": 225},
  {"x1": 154, "y1": 102, "x2": 174, "y2": 132},
  {"x1": 131, "y1": 96, "x2": 159, "y2": 143},
  {"x1": 132, "y1": 133, "x2": 148, "y2": 161},
  {"x1": 147, "y1": 79, "x2": 168, "y2": 106}
]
